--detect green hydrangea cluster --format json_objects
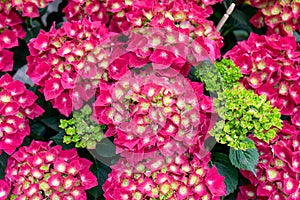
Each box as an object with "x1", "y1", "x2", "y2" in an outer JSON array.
[
  {"x1": 59, "y1": 105, "x2": 105, "y2": 149},
  {"x1": 195, "y1": 58, "x2": 242, "y2": 92},
  {"x1": 210, "y1": 85, "x2": 282, "y2": 150}
]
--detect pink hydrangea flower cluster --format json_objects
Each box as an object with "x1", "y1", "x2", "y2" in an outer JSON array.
[
  {"x1": 237, "y1": 122, "x2": 300, "y2": 200},
  {"x1": 1, "y1": 0, "x2": 54, "y2": 18},
  {"x1": 103, "y1": 152, "x2": 226, "y2": 200},
  {"x1": 0, "y1": 140, "x2": 97, "y2": 200},
  {"x1": 64, "y1": 0, "x2": 221, "y2": 24},
  {"x1": 27, "y1": 19, "x2": 110, "y2": 116},
  {"x1": 63, "y1": 0, "x2": 223, "y2": 61},
  {"x1": 0, "y1": 4, "x2": 26, "y2": 72},
  {"x1": 0, "y1": 0, "x2": 55, "y2": 72},
  {"x1": 249, "y1": 0, "x2": 300, "y2": 36},
  {"x1": 225, "y1": 33, "x2": 300, "y2": 127},
  {"x1": 94, "y1": 67, "x2": 214, "y2": 163},
  {"x1": 0, "y1": 74, "x2": 44, "y2": 155}
]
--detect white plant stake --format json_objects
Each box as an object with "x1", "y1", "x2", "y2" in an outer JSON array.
[{"x1": 216, "y1": 3, "x2": 236, "y2": 31}]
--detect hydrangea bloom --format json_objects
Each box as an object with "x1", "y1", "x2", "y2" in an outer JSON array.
[
  {"x1": 1, "y1": 140, "x2": 98, "y2": 199},
  {"x1": 237, "y1": 122, "x2": 300, "y2": 200},
  {"x1": 248, "y1": 0, "x2": 300, "y2": 36},
  {"x1": 0, "y1": 74, "x2": 44, "y2": 155},
  {"x1": 0, "y1": 3, "x2": 26, "y2": 72},
  {"x1": 94, "y1": 67, "x2": 214, "y2": 163},
  {"x1": 211, "y1": 85, "x2": 282, "y2": 150},
  {"x1": 64, "y1": 0, "x2": 221, "y2": 23},
  {"x1": 226, "y1": 33, "x2": 300, "y2": 127},
  {"x1": 59, "y1": 104, "x2": 105, "y2": 149},
  {"x1": 27, "y1": 19, "x2": 110, "y2": 116},
  {"x1": 195, "y1": 58, "x2": 243, "y2": 93},
  {"x1": 0, "y1": 0, "x2": 55, "y2": 72},
  {"x1": 63, "y1": 0, "x2": 223, "y2": 62},
  {"x1": 103, "y1": 152, "x2": 226, "y2": 200},
  {"x1": 1, "y1": 0, "x2": 54, "y2": 18}
]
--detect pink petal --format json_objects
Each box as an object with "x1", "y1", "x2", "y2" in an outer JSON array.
[
  {"x1": 44, "y1": 78, "x2": 64, "y2": 101},
  {"x1": 257, "y1": 183, "x2": 276, "y2": 196},
  {"x1": 0, "y1": 29, "x2": 18, "y2": 49},
  {"x1": 289, "y1": 84, "x2": 300, "y2": 104},
  {"x1": 205, "y1": 166, "x2": 226, "y2": 196},
  {"x1": 284, "y1": 178, "x2": 299, "y2": 195},
  {"x1": 291, "y1": 110, "x2": 300, "y2": 127},
  {"x1": 53, "y1": 92, "x2": 72, "y2": 116},
  {"x1": 79, "y1": 170, "x2": 98, "y2": 190},
  {"x1": 0, "y1": 180, "x2": 10, "y2": 200},
  {"x1": 149, "y1": 49, "x2": 175, "y2": 69},
  {"x1": 22, "y1": 2, "x2": 39, "y2": 18},
  {"x1": 33, "y1": 32, "x2": 50, "y2": 51},
  {"x1": 0, "y1": 50, "x2": 14, "y2": 72}
]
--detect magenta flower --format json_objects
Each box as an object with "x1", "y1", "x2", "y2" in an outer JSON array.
[
  {"x1": 103, "y1": 152, "x2": 226, "y2": 199},
  {"x1": 63, "y1": 0, "x2": 223, "y2": 62},
  {"x1": 0, "y1": 74, "x2": 44, "y2": 155},
  {"x1": 0, "y1": 0, "x2": 54, "y2": 72},
  {"x1": 27, "y1": 19, "x2": 110, "y2": 116},
  {"x1": 248, "y1": 0, "x2": 300, "y2": 36},
  {"x1": 1, "y1": 140, "x2": 97, "y2": 199},
  {"x1": 292, "y1": 108, "x2": 300, "y2": 127},
  {"x1": 0, "y1": 180, "x2": 10, "y2": 200},
  {"x1": 7, "y1": 0, "x2": 54, "y2": 18},
  {"x1": 0, "y1": 50, "x2": 14, "y2": 72},
  {"x1": 0, "y1": 7, "x2": 25, "y2": 72},
  {"x1": 94, "y1": 67, "x2": 213, "y2": 163},
  {"x1": 226, "y1": 33, "x2": 300, "y2": 127},
  {"x1": 238, "y1": 122, "x2": 300, "y2": 199}
]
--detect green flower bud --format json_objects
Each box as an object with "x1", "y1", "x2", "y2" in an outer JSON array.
[
  {"x1": 210, "y1": 85, "x2": 282, "y2": 150},
  {"x1": 194, "y1": 58, "x2": 243, "y2": 93},
  {"x1": 59, "y1": 104, "x2": 106, "y2": 149}
]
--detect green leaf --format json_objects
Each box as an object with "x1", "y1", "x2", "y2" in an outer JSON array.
[
  {"x1": 87, "y1": 159, "x2": 111, "y2": 199},
  {"x1": 96, "y1": 138, "x2": 116, "y2": 158},
  {"x1": 40, "y1": 116, "x2": 61, "y2": 132},
  {"x1": 30, "y1": 122, "x2": 47, "y2": 140},
  {"x1": 229, "y1": 147, "x2": 259, "y2": 175},
  {"x1": 294, "y1": 31, "x2": 300, "y2": 42},
  {"x1": 233, "y1": 30, "x2": 249, "y2": 41},
  {"x1": 227, "y1": 8, "x2": 253, "y2": 33},
  {"x1": 12, "y1": 40, "x2": 29, "y2": 71},
  {"x1": 0, "y1": 152, "x2": 8, "y2": 179},
  {"x1": 51, "y1": 131, "x2": 74, "y2": 150},
  {"x1": 38, "y1": 7, "x2": 48, "y2": 17},
  {"x1": 211, "y1": 153, "x2": 238, "y2": 195},
  {"x1": 24, "y1": 26, "x2": 41, "y2": 43}
]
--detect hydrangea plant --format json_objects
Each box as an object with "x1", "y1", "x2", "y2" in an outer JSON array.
[
  {"x1": 59, "y1": 104, "x2": 106, "y2": 149},
  {"x1": 63, "y1": 0, "x2": 223, "y2": 62},
  {"x1": 103, "y1": 152, "x2": 226, "y2": 200},
  {"x1": 26, "y1": 19, "x2": 110, "y2": 116},
  {"x1": 226, "y1": 33, "x2": 300, "y2": 127},
  {"x1": 0, "y1": 140, "x2": 97, "y2": 199},
  {"x1": 238, "y1": 122, "x2": 300, "y2": 199},
  {"x1": 0, "y1": 74, "x2": 44, "y2": 155},
  {"x1": 0, "y1": 0, "x2": 299, "y2": 199},
  {"x1": 211, "y1": 85, "x2": 282, "y2": 150},
  {"x1": 248, "y1": 0, "x2": 300, "y2": 36},
  {"x1": 0, "y1": 0, "x2": 55, "y2": 72},
  {"x1": 94, "y1": 67, "x2": 214, "y2": 162},
  {"x1": 195, "y1": 58, "x2": 243, "y2": 93}
]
